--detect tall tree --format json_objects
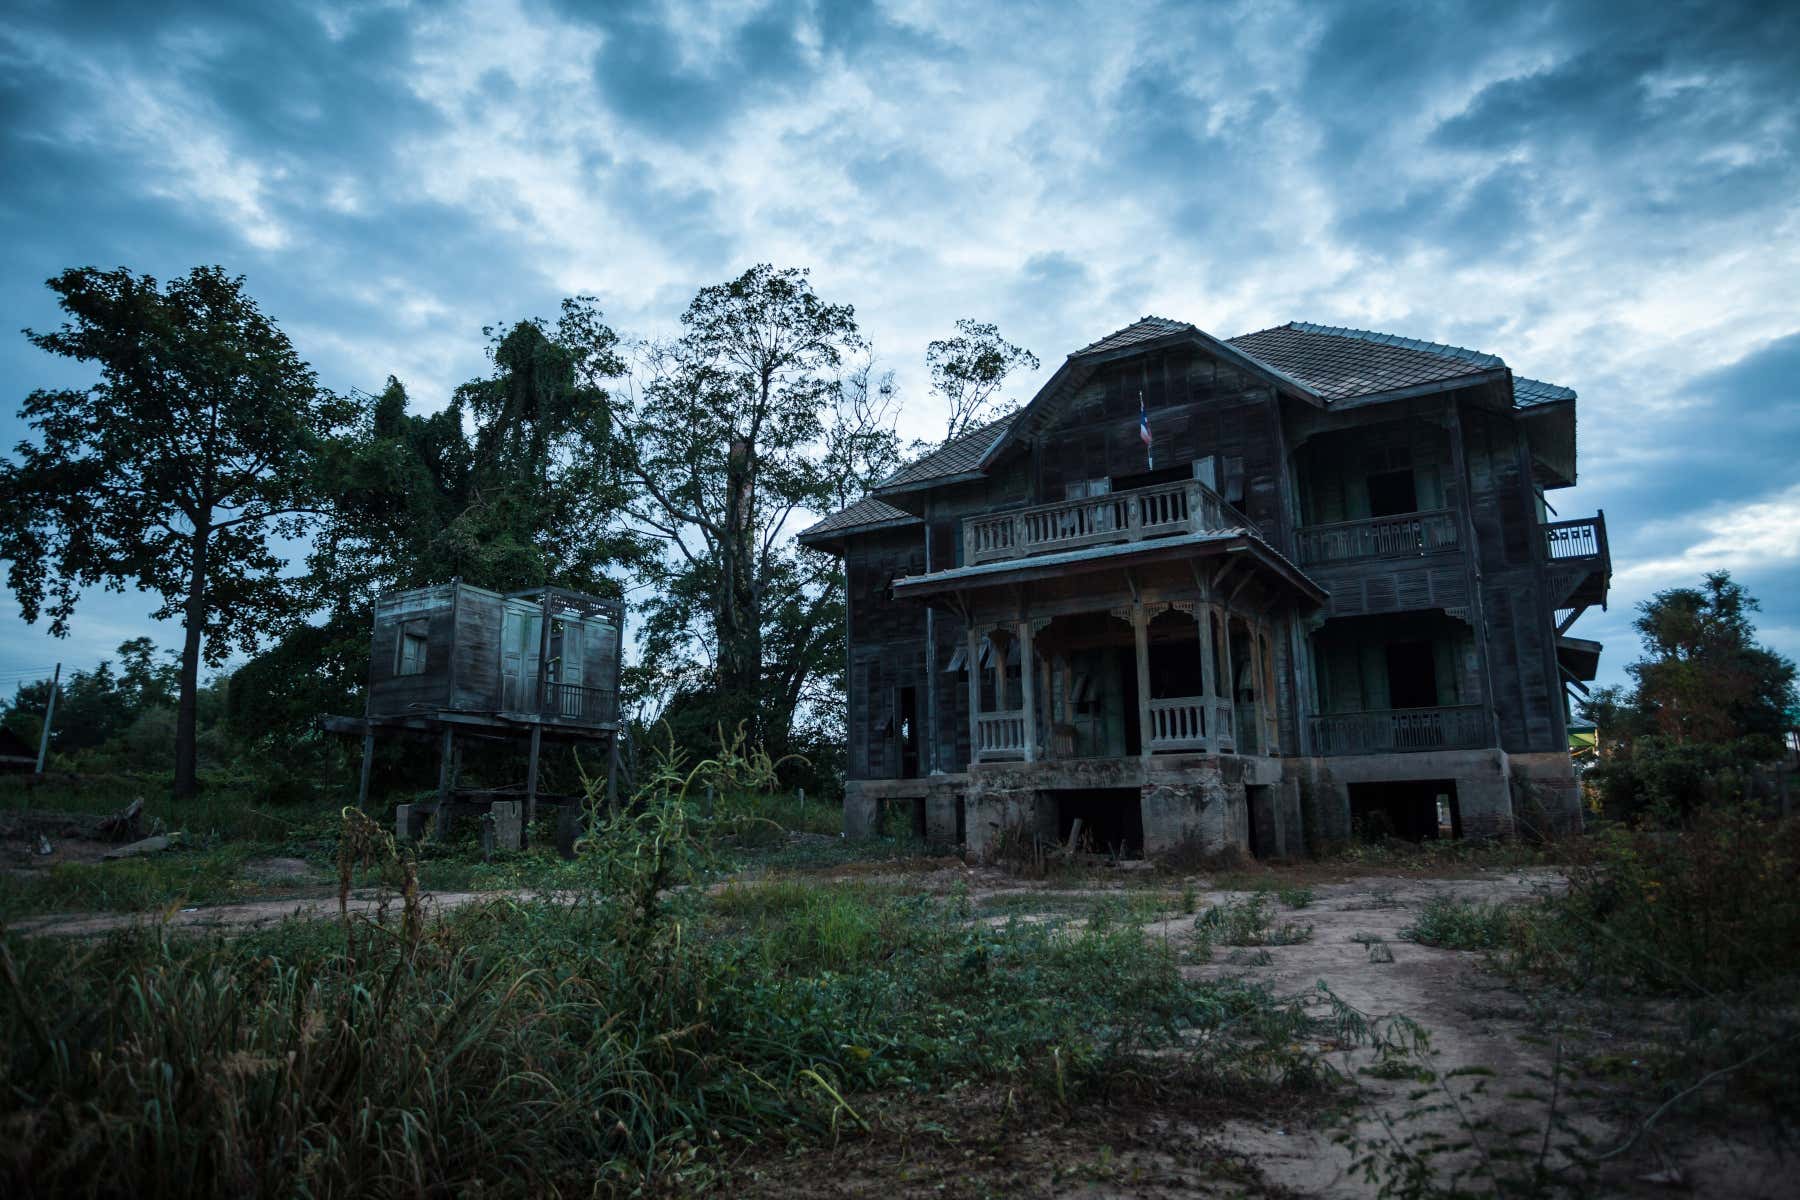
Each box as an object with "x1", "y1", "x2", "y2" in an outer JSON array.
[
  {"x1": 926, "y1": 318, "x2": 1039, "y2": 441},
  {"x1": 0, "y1": 266, "x2": 354, "y2": 795},
  {"x1": 621, "y1": 266, "x2": 902, "y2": 752},
  {"x1": 1582, "y1": 570, "x2": 1797, "y2": 822}
]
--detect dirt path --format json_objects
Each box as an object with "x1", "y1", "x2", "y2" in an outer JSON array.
[{"x1": 4, "y1": 887, "x2": 520, "y2": 937}]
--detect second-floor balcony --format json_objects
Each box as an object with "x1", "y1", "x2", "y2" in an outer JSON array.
[
  {"x1": 1296, "y1": 509, "x2": 1460, "y2": 566},
  {"x1": 963, "y1": 479, "x2": 1258, "y2": 566}
]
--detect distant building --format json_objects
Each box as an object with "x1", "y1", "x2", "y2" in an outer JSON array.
[{"x1": 801, "y1": 318, "x2": 1609, "y2": 856}]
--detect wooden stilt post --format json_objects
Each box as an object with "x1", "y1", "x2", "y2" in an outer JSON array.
[
  {"x1": 434, "y1": 726, "x2": 455, "y2": 840},
  {"x1": 525, "y1": 723, "x2": 542, "y2": 843},
  {"x1": 606, "y1": 733, "x2": 621, "y2": 812},
  {"x1": 356, "y1": 729, "x2": 376, "y2": 812}
]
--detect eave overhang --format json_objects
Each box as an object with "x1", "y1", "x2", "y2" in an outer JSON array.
[{"x1": 890, "y1": 531, "x2": 1328, "y2": 608}]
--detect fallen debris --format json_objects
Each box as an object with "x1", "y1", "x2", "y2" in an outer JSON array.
[{"x1": 102, "y1": 834, "x2": 175, "y2": 861}]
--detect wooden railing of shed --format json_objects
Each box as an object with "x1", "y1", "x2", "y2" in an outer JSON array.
[
  {"x1": 1295, "y1": 509, "x2": 1459, "y2": 565},
  {"x1": 541, "y1": 682, "x2": 617, "y2": 723},
  {"x1": 1307, "y1": 705, "x2": 1490, "y2": 755},
  {"x1": 964, "y1": 480, "x2": 1255, "y2": 566}
]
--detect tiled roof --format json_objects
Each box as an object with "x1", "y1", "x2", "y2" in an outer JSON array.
[
  {"x1": 1513, "y1": 375, "x2": 1577, "y2": 407},
  {"x1": 875, "y1": 413, "x2": 1018, "y2": 492},
  {"x1": 796, "y1": 495, "x2": 919, "y2": 544},
  {"x1": 1226, "y1": 322, "x2": 1502, "y2": 402},
  {"x1": 1074, "y1": 316, "x2": 1193, "y2": 357},
  {"x1": 1227, "y1": 321, "x2": 1576, "y2": 408}
]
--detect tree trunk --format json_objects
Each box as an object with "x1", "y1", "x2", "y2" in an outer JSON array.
[
  {"x1": 717, "y1": 437, "x2": 760, "y2": 738},
  {"x1": 173, "y1": 525, "x2": 209, "y2": 797}
]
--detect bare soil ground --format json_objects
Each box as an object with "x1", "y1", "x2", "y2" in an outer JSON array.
[{"x1": 5, "y1": 855, "x2": 1790, "y2": 1197}]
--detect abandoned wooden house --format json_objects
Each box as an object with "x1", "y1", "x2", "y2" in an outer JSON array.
[
  {"x1": 799, "y1": 318, "x2": 1610, "y2": 857},
  {"x1": 328, "y1": 582, "x2": 625, "y2": 851}
]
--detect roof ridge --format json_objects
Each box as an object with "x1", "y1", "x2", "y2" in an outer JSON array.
[
  {"x1": 1073, "y1": 315, "x2": 1191, "y2": 356},
  {"x1": 1286, "y1": 320, "x2": 1506, "y2": 370}
]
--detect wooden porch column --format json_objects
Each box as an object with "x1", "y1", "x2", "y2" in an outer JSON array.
[
  {"x1": 993, "y1": 631, "x2": 1010, "y2": 711},
  {"x1": 1247, "y1": 620, "x2": 1267, "y2": 756},
  {"x1": 1197, "y1": 605, "x2": 1217, "y2": 750},
  {"x1": 1018, "y1": 620, "x2": 1038, "y2": 762},
  {"x1": 1219, "y1": 610, "x2": 1237, "y2": 751},
  {"x1": 1133, "y1": 605, "x2": 1152, "y2": 759},
  {"x1": 1261, "y1": 620, "x2": 1280, "y2": 755},
  {"x1": 966, "y1": 627, "x2": 983, "y2": 761}
]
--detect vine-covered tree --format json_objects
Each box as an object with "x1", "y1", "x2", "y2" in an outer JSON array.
[
  {"x1": 1582, "y1": 570, "x2": 1797, "y2": 822},
  {"x1": 620, "y1": 266, "x2": 903, "y2": 758},
  {"x1": 927, "y1": 318, "x2": 1039, "y2": 441},
  {"x1": 240, "y1": 299, "x2": 649, "y2": 741},
  {"x1": 0, "y1": 266, "x2": 355, "y2": 795}
]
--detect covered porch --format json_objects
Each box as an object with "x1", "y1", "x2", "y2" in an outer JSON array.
[{"x1": 893, "y1": 523, "x2": 1325, "y2": 770}]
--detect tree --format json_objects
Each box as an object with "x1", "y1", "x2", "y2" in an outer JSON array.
[
  {"x1": 0, "y1": 266, "x2": 355, "y2": 795},
  {"x1": 620, "y1": 266, "x2": 903, "y2": 757},
  {"x1": 926, "y1": 318, "x2": 1039, "y2": 441},
  {"x1": 1581, "y1": 570, "x2": 1797, "y2": 822}
]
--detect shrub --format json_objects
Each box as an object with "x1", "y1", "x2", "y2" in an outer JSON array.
[{"x1": 1196, "y1": 893, "x2": 1314, "y2": 946}]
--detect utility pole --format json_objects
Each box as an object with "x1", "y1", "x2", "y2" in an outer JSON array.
[{"x1": 35, "y1": 662, "x2": 60, "y2": 774}]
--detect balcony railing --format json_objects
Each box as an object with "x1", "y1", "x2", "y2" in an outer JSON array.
[
  {"x1": 1307, "y1": 705, "x2": 1490, "y2": 755},
  {"x1": 1543, "y1": 513, "x2": 1607, "y2": 563},
  {"x1": 540, "y1": 682, "x2": 616, "y2": 722},
  {"x1": 1147, "y1": 696, "x2": 1208, "y2": 751},
  {"x1": 964, "y1": 479, "x2": 1256, "y2": 566},
  {"x1": 975, "y1": 710, "x2": 1028, "y2": 760},
  {"x1": 1295, "y1": 509, "x2": 1459, "y2": 566}
]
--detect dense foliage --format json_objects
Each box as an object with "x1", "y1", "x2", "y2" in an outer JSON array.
[
  {"x1": 1580, "y1": 571, "x2": 1796, "y2": 824},
  {"x1": 0, "y1": 266, "x2": 357, "y2": 795}
]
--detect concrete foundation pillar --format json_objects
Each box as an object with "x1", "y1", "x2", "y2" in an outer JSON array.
[
  {"x1": 843, "y1": 782, "x2": 879, "y2": 838},
  {"x1": 1140, "y1": 758, "x2": 1241, "y2": 856},
  {"x1": 924, "y1": 786, "x2": 960, "y2": 846},
  {"x1": 965, "y1": 780, "x2": 1054, "y2": 860}
]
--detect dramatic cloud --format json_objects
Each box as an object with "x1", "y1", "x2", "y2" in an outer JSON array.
[{"x1": 3, "y1": 0, "x2": 1797, "y2": 689}]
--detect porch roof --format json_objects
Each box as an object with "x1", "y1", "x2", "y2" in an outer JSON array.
[{"x1": 890, "y1": 530, "x2": 1327, "y2": 606}]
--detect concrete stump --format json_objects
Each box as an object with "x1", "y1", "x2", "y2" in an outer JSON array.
[
  {"x1": 555, "y1": 803, "x2": 582, "y2": 860},
  {"x1": 480, "y1": 801, "x2": 524, "y2": 858},
  {"x1": 395, "y1": 803, "x2": 430, "y2": 844}
]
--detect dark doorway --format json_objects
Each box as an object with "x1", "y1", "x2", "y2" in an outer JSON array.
[
  {"x1": 1056, "y1": 788, "x2": 1144, "y2": 857},
  {"x1": 896, "y1": 686, "x2": 920, "y2": 779},
  {"x1": 1349, "y1": 780, "x2": 1459, "y2": 842},
  {"x1": 1385, "y1": 640, "x2": 1438, "y2": 709},
  {"x1": 1118, "y1": 647, "x2": 1142, "y2": 756},
  {"x1": 1245, "y1": 784, "x2": 1275, "y2": 857},
  {"x1": 1367, "y1": 469, "x2": 1418, "y2": 518}
]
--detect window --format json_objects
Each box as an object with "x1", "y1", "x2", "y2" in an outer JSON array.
[
  {"x1": 396, "y1": 621, "x2": 429, "y2": 676},
  {"x1": 1365, "y1": 445, "x2": 1417, "y2": 517}
]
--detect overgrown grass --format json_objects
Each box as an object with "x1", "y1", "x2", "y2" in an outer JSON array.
[
  {"x1": 1403, "y1": 895, "x2": 1531, "y2": 952},
  {"x1": 0, "y1": 746, "x2": 1412, "y2": 1198},
  {"x1": 0, "y1": 843, "x2": 270, "y2": 918}
]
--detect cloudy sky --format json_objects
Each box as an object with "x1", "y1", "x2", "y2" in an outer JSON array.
[{"x1": 2, "y1": 0, "x2": 1797, "y2": 694}]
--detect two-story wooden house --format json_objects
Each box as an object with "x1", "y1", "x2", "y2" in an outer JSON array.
[{"x1": 799, "y1": 318, "x2": 1609, "y2": 856}]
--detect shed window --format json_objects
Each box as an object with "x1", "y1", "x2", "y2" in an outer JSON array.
[{"x1": 397, "y1": 621, "x2": 429, "y2": 676}]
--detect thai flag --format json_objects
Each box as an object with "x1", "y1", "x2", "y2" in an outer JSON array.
[{"x1": 1138, "y1": 391, "x2": 1153, "y2": 468}]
